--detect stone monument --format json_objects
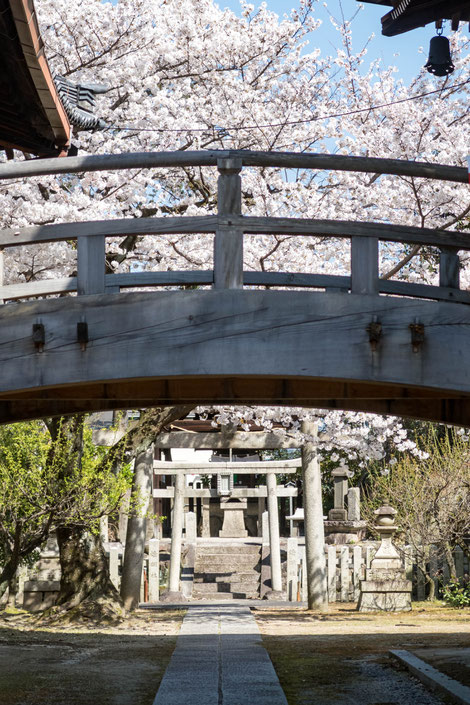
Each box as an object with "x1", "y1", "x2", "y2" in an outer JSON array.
[
  {"x1": 358, "y1": 505, "x2": 412, "y2": 612},
  {"x1": 324, "y1": 469, "x2": 367, "y2": 544},
  {"x1": 328, "y1": 468, "x2": 349, "y2": 521}
]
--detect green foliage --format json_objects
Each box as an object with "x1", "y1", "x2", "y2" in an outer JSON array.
[
  {"x1": 362, "y1": 426, "x2": 470, "y2": 590},
  {"x1": 0, "y1": 418, "x2": 132, "y2": 578},
  {"x1": 260, "y1": 448, "x2": 301, "y2": 484},
  {"x1": 0, "y1": 421, "x2": 51, "y2": 566},
  {"x1": 441, "y1": 578, "x2": 470, "y2": 608},
  {"x1": 54, "y1": 420, "x2": 132, "y2": 532}
]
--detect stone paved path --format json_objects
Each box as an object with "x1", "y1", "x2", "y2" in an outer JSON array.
[{"x1": 153, "y1": 605, "x2": 288, "y2": 705}]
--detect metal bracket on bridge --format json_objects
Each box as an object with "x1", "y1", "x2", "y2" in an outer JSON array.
[
  {"x1": 409, "y1": 321, "x2": 425, "y2": 353},
  {"x1": 77, "y1": 321, "x2": 89, "y2": 351},
  {"x1": 367, "y1": 318, "x2": 382, "y2": 351},
  {"x1": 32, "y1": 322, "x2": 45, "y2": 353}
]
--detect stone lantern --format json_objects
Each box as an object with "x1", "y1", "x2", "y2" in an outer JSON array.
[
  {"x1": 358, "y1": 504, "x2": 412, "y2": 612},
  {"x1": 217, "y1": 472, "x2": 248, "y2": 538}
]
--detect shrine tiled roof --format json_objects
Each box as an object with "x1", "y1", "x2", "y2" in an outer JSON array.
[
  {"x1": 358, "y1": 0, "x2": 470, "y2": 36},
  {"x1": 0, "y1": 0, "x2": 70, "y2": 156}
]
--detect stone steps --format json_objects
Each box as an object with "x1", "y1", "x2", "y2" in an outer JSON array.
[
  {"x1": 196, "y1": 545, "x2": 261, "y2": 555},
  {"x1": 230, "y1": 581, "x2": 260, "y2": 596},
  {"x1": 194, "y1": 578, "x2": 260, "y2": 592},
  {"x1": 192, "y1": 582, "x2": 229, "y2": 593},
  {"x1": 193, "y1": 585, "x2": 259, "y2": 599},
  {"x1": 195, "y1": 557, "x2": 260, "y2": 571},
  {"x1": 194, "y1": 571, "x2": 259, "y2": 584},
  {"x1": 192, "y1": 544, "x2": 261, "y2": 601},
  {"x1": 191, "y1": 591, "x2": 235, "y2": 600}
]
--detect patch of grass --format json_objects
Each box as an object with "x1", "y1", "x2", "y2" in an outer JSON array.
[{"x1": 263, "y1": 637, "x2": 355, "y2": 705}]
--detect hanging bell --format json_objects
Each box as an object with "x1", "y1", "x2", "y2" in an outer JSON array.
[{"x1": 424, "y1": 35, "x2": 455, "y2": 76}]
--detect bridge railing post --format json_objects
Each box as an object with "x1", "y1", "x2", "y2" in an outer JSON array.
[
  {"x1": 351, "y1": 236, "x2": 378, "y2": 295},
  {"x1": 77, "y1": 235, "x2": 106, "y2": 295},
  {"x1": 214, "y1": 158, "x2": 243, "y2": 289},
  {"x1": 439, "y1": 246, "x2": 460, "y2": 290}
]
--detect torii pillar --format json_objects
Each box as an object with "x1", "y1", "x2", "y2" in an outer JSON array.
[
  {"x1": 167, "y1": 472, "x2": 185, "y2": 598},
  {"x1": 266, "y1": 472, "x2": 283, "y2": 595},
  {"x1": 301, "y1": 421, "x2": 328, "y2": 611}
]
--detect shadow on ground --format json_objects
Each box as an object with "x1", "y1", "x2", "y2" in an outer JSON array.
[{"x1": 0, "y1": 609, "x2": 184, "y2": 705}]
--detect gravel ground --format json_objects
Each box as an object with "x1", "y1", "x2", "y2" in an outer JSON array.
[
  {"x1": 255, "y1": 602, "x2": 470, "y2": 705},
  {"x1": 324, "y1": 656, "x2": 444, "y2": 705}
]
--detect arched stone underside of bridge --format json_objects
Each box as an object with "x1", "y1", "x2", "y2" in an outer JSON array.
[
  {"x1": 1, "y1": 289, "x2": 470, "y2": 426},
  {"x1": 1, "y1": 149, "x2": 469, "y2": 426}
]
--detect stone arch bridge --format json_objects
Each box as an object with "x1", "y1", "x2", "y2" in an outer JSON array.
[{"x1": 0, "y1": 149, "x2": 469, "y2": 425}]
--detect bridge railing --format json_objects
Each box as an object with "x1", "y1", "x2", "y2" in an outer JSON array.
[{"x1": 0, "y1": 150, "x2": 468, "y2": 304}]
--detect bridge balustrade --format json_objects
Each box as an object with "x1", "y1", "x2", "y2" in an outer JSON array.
[{"x1": 0, "y1": 150, "x2": 467, "y2": 305}]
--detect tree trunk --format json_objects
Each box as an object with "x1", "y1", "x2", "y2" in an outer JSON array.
[
  {"x1": 120, "y1": 445, "x2": 154, "y2": 610},
  {"x1": 55, "y1": 526, "x2": 120, "y2": 609},
  {"x1": 0, "y1": 557, "x2": 20, "y2": 604},
  {"x1": 427, "y1": 574, "x2": 436, "y2": 600},
  {"x1": 0, "y1": 520, "x2": 23, "y2": 603},
  {"x1": 444, "y1": 542, "x2": 457, "y2": 580},
  {"x1": 6, "y1": 575, "x2": 17, "y2": 608}
]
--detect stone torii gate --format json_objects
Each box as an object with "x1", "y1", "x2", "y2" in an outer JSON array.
[
  {"x1": 154, "y1": 424, "x2": 327, "y2": 607},
  {"x1": 156, "y1": 458, "x2": 299, "y2": 598}
]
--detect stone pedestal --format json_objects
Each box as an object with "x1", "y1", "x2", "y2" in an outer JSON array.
[
  {"x1": 328, "y1": 508, "x2": 348, "y2": 521},
  {"x1": 324, "y1": 520, "x2": 367, "y2": 544},
  {"x1": 359, "y1": 577, "x2": 413, "y2": 612},
  {"x1": 358, "y1": 505, "x2": 412, "y2": 612},
  {"x1": 219, "y1": 497, "x2": 248, "y2": 538}
]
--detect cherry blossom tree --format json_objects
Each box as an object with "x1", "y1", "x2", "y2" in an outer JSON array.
[{"x1": 5, "y1": 0, "x2": 467, "y2": 287}]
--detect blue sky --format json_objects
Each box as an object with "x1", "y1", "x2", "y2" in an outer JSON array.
[{"x1": 218, "y1": 0, "x2": 435, "y2": 84}]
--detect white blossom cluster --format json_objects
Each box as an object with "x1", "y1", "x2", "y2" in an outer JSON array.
[{"x1": 197, "y1": 405, "x2": 428, "y2": 468}]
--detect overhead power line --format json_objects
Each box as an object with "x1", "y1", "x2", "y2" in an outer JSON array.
[{"x1": 111, "y1": 80, "x2": 470, "y2": 135}]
